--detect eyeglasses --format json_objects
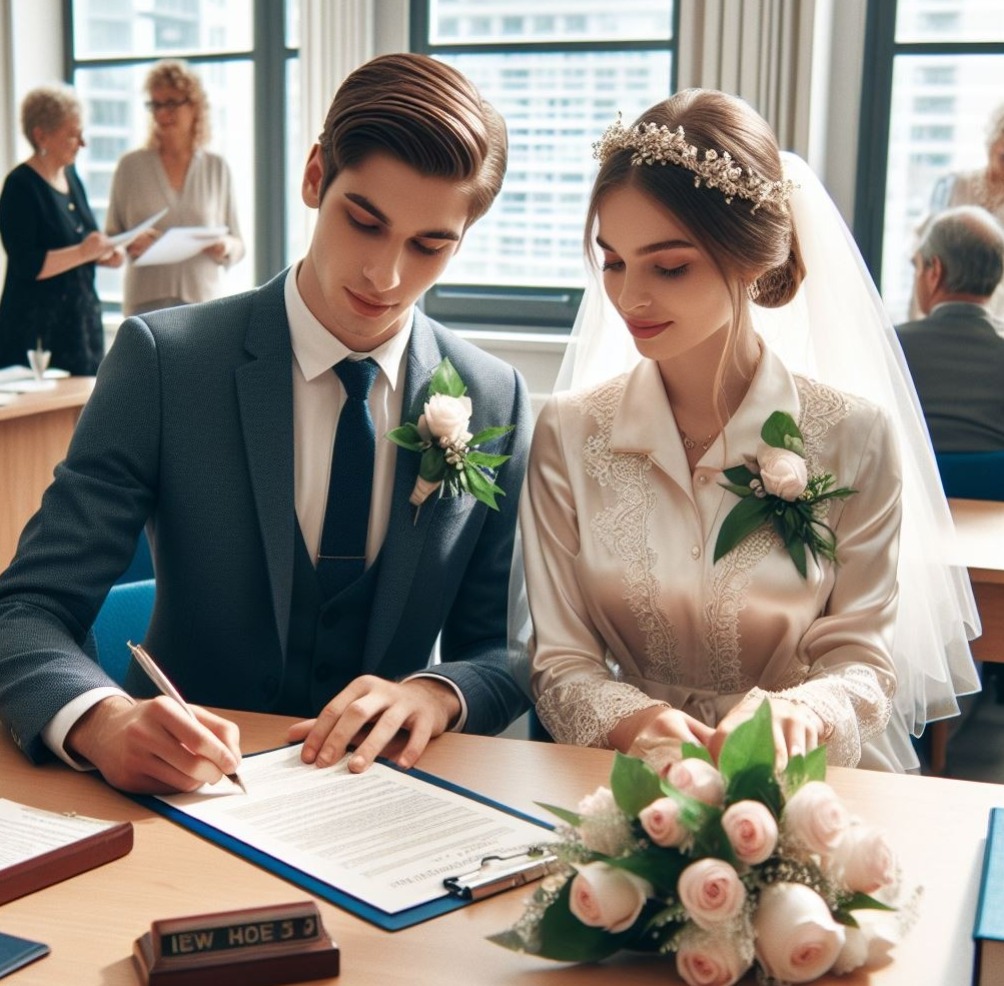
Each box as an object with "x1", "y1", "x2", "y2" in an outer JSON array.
[{"x1": 145, "y1": 98, "x2": 191, "y2": 112}]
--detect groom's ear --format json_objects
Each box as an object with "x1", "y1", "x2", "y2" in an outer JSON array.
[{"x1": 302, "y1": 144, "x2": 325, "y2": 208}]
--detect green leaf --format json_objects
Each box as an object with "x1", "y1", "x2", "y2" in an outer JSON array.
[
  {"x1": 714, "y1": 495, "x2": 772, "y2": 562},
  {"x1": 610, "y1": 753, "x2": 663, "y2": 818},
  {"x1": 681, "y1": 742, "x2": 713, "y2": 764},
  {"x1": 718, "y1": 700, "x2": 775, "y2": 782},
  {"x1": 469, "y1": 424, "x2": 514, "y2": 447},
  {"x1": 385, "y1": 422, "x2": 426, "y2": 451},
  {"x1": 534, "y1": 802, "x2": 582, "y2": 827},
  {"x1": 784, "y1": 531, "x2": 808, "y2": 578},
  {"x1": 720, "y1": 483, "x2": 754, "y2": 498},
  {"x1": 760, "y1": 411, "x2": 802, "y2": 449},
  {"x1": 840, "y1": 892, "x2": 897, "y2": 915},
  {"x1": 608, "y1": 846, "x2": 687, "y2": 898},
  {"x1": 428, "y1": 358, "x2": 467, "y2": 398},
  {"x1": 726, "y1": 763, "x2": 783, "y2": 818},
  {"x1": 465, "y1": 450, "x2": 511, "y2": 469},
  {"x1": 464, "y1": 463, "x2": 503, "y2": 510},
  {"x1": 722, "y1": 464, "x2": 757, "y2": 486},
  {"x1": 419, "y1": 447, "x2": 447, "y2": 483},
  {"x1": 689, "y1": 814, "x2": 736, "y2": 864},
  {"x1": 657, "y1": 784, "x2": 721, "y2": 840},
  {"x1": 782, "y1": 746, "x2": 827, "y2": 791}
]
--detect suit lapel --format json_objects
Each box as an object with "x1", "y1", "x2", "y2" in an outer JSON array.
[
  {"x1": 364, "y1": 312, "x2": 443, "y2": 667},
  {"x1": 235, "y1": 271, "x2": 296, "y2": 657}
]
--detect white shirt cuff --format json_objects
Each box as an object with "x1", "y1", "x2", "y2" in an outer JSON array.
[
  {"x1": 41, "y1": 687, "x2": 132, "y2": 769},
  {"x1": 404, "y1": 673, "x2": 468, "y2": 732}
]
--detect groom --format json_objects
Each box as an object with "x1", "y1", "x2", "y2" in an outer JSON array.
[{"x1": 0, "y1": 53, "x2": 531, "y2": 793}]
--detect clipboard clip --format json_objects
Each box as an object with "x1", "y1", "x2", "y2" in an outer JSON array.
[{"x1": 443, "y1": 845, "x2": 559, "y2": 901}]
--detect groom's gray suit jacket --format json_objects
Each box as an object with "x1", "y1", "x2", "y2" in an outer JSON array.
[{"x1": 0, "y1": 270, "x2": 531, "y2": 762}]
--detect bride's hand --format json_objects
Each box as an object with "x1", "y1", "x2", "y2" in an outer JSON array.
[
  {"x1": 610, "y1": 705, "x2": 715, "y2": 774},
  {"x1": 708, "y1": 695, "x2": 826, "y2": 769}
]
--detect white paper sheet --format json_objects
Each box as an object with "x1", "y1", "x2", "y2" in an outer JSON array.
[
  {"x1": 134, "y1": 225, "x2": 228, "y2": 266},
  {"x1": 0, "y1": 799, "x2": 121, "y2": 867},
  {"x1": 107, "y1": 207, "x2": 169, "y2": 247},
  {"x1": 156, "y1": 744, "x2": 553, "y2": 914}
]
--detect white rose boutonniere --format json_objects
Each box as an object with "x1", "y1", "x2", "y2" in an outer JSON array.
[
  {"x1": 386, "y1": 357, "x2": 514, "y2": 515},
  {"x1": 714, "y1": 410, "x2": 856, "y2": 578}
]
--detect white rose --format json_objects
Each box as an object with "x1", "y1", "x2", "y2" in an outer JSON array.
[
  {"x1": 639, "y1": 797, "x2": 688, "y2": 848},
  {"x1": 831, "y1": 915, "x2": 898, "y2": 974},
  {"x1": 567, "y1": 862, "x2": 652, "y2": 934},
  {"x1": 675, "y1": 925, "x2": 752, "y2": 986},
  {"x1": 754, "y1": 882, "x2": 845, "y2": 983},
  {"x1": 757, "y1": 444, "x2": 808, "y2": 500},
  {"x1": 825, "y1": 823, "x2": 897, "y2": 894},
  {"x1": 418, "y1": 393, "x2": 472, "y2": 443},
  {"x1": 677, "y1": 858, "x2": 747, "y2": 930},
  {"x1": 782, "y1": 781, "x2": 849, "y2": 856},
  {"x1": 721, "y1": 800, "x2": 779, "y2": 865},
  {"x1": 664, "y1": 759, "x2": 726, "y2": 806},
  {"x1": 576, "y1": 786, "x2": 634, "y2": 856}
]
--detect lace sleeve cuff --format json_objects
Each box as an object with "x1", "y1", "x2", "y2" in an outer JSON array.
[{"x1": 536, "y1": 678, "x2": 666, "y2": 747}]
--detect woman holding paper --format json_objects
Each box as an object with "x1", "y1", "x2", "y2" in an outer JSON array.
[
  {"x1": 0, "y1": 85, "x2": 123, "y2": 375},
  {"x1": 106, "y1": 59, "x2": 244, "y2": 316}
]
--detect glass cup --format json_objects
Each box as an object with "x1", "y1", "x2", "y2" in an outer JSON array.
[{"x1": 27, "y1": 347, "x2": 51, "y2": 381}]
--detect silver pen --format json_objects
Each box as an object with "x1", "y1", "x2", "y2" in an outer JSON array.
[{"x1": 127, "y1": 640, "x2": 247, "y2": 794}]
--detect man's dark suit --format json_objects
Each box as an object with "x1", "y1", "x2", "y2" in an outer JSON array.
[
  {"x1": 0, "y1": 270, "x2": 531, "y2": 762},
  {"x1": 895, "y1": 301, "x2": 1004, "y2": 452}
]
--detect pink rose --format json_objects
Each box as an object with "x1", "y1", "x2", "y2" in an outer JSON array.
[
  {"x1": 757, "y1": 445, "x2": 808, "y2": 500},
  {"x1": 639, "y1": 797, "x2": 688, "y2": 848},
  {"x1": 826, "y1": 823, "x2": 897, "y2": 894},
  {"x1": 782, "y1": 781, "x2": 849, "y2": 856},
  {"x1": 664, "y1": 759, "x2": 726, "y2": 806},
  {"x1": 567, "y1": 862, "x2": 652, "y2": 934},
  {"x1": 754, "y1": 882, "x2": 845, "y2": 983},
  {"x1": 721, "y1": 800, "x2": 779, "y2": 865},
  {"x1": 677, "y1": 858, "x2": 747, "y2": 929},
  {"x1": 417, "y1": 393, "x2": 473, "y2": 444},
  {"x1": 676, "y1": 925, "x2": 752, "y2": 986}
]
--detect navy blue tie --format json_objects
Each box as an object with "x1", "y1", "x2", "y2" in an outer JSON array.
[{"x1": 316, "y1": 357, "x2": 379, "y2": 598}]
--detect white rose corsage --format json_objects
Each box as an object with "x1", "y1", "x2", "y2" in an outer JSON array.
[
  {"x1": 714, "y1": 411, "x2": 856, "y2": 578},
  {"x1": 386, "y1": 357, "x2": 514, "y2": 515}
]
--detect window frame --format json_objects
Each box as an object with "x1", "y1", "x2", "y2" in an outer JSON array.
[
  {"x1": 410, "y1": 0, "x2": 679, "y2": 332},
  {"x1": 853, "y1": 0, "x2": 1004, "y2": 290},
  {"x1": 62, "y1": 0, "x2": 297, "y2": 299}
]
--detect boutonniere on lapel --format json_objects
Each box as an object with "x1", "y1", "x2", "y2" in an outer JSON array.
[
  {"x1": 713, "y1": 411, "x2": 856, "y2": 578},
  {"x1": 386, "y1": 357, "x2": 514, "y2": 518}
]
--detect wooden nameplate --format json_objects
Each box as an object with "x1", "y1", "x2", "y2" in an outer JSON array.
[{"x1": 133, "y1": 901, "x2": 339, "y2": 985}]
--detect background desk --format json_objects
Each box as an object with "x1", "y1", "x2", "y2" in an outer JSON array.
[
  {"x1": 949, "y1": 497, "x2": 1004, "y2": 665},
  {"x1": 0, "y1": 377, "x2": 94, "y2": 569},
  {"x1": 0, "y1": 710, "x2": 1000, "y2": 985}
]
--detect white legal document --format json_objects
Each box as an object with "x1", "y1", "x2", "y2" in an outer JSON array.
[
  {"x1": 0, "y1": 799, "x2": 121, "y2": 867},
  {"x1": 107, "y1": 207, "x2": 169, "y2": 247},
  {"x1": 156, "y1": 744, "x2": 553, "y2": 914},
  {"x1": 133, "y1": 224, "x2": 228, "y2": 266}
]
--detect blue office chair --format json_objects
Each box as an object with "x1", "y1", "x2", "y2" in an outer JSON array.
[
  {"x1": 91, "y1": 578, "x2": 156, "y2": 684},
  {"x1": 935, "y1": 451, "x2": 1004, "y2": 501},
  {"x1": 114, "y1": 529, "x2": 154, "y2": 585}
]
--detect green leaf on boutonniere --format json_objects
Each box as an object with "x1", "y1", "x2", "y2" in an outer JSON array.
[
  {"x1": 714, "y1": 494, "x2": 772, "y2": 562},
  {"x1": 784, "y1": 527, "x2": 808, "y2": 577},
  {"x1": 761, "y1": 410, "x2": 804, "y2": 454},
  {"x1": 469, "y1": 424, "x2": 514, "y2": 447},
  {"x1": 463, "y1": 462, "x2": 505, "y2": 510},
  {"x1": 466, "y1": 449, "x2": 511, "y2": 469},
  {"x1": 611, "y1": 752, "x2": 663, "y2": 817},
  {"x1": 385, "y1": 422, "x2": 426, "y2": 452},
  {"x1": 722, "y1": 464, "x2": 757, "y2": 487},
  {"x1": 428, "y1": 357, "x2": 467, "y2": 398},
  {"x1": 419, "y1": 446, "x2": 447, "y2": 483}
]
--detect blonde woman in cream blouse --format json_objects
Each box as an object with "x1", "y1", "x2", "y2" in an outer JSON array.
[
  {"x1": 521, "y1": 89, "x2": 979, "y2": 775},
  {"x1": 106, "y1": 59, "x2": 244, "y2": 316}
]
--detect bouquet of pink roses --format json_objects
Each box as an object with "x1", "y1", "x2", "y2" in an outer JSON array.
[{"x1": 491, "y1": 702, "x2": 911, "y2": 985}]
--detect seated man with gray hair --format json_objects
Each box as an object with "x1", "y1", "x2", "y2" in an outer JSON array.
[{"x1": 896, "y1": 204, "x2": 1004, "y2": 453}]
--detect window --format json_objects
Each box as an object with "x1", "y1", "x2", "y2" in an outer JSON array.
[
  {"x1": 411, "y1": 0, "x2": 676, "y2": 329},
  {"x1": 855, "y1": 0, "x2": 1004, "y2": 322},
  {"x1": 66, "y1": 0, "x2": 301, "y2": 313}
]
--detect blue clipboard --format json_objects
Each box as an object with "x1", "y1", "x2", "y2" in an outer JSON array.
[{"x1": 133, "y1": 750, "x2": 554, "y2": 931}]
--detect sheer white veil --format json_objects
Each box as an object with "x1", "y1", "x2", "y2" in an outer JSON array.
[{"x1": 519, "y1": 151, "x2": 980, "y2": 766}]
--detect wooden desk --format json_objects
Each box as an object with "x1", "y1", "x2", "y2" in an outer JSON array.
[
  {"x1": 0, "y1": 377, "x2": 94, "y2": 569},
  {"x1": 0, "y1": 711, "x2": 999, "y2": 985},
  {"x1": 950, "y1": 497, "x2": 1004, "y2": 665}
]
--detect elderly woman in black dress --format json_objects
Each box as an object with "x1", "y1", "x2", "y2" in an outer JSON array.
[{"x1": 0, "y1": 84, "x2": 122, "y2": 375}]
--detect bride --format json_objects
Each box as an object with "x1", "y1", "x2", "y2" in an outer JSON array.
[{"x1": 517, "y1": 88, "x2": 979, "y2": 773}]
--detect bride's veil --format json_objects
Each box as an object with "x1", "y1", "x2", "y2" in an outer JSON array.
[{"x1": 511, "y1": 152, "x2": 980, "y2": 766}]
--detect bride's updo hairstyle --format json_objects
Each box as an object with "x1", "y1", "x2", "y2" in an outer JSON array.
[{"x1": 587, "y1": 88, "x2": 806, "y2": 310}]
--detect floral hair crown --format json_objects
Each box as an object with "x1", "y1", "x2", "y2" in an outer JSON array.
[{"x1": 593, "y1": 115, "x2": 795, "y2": 213}]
